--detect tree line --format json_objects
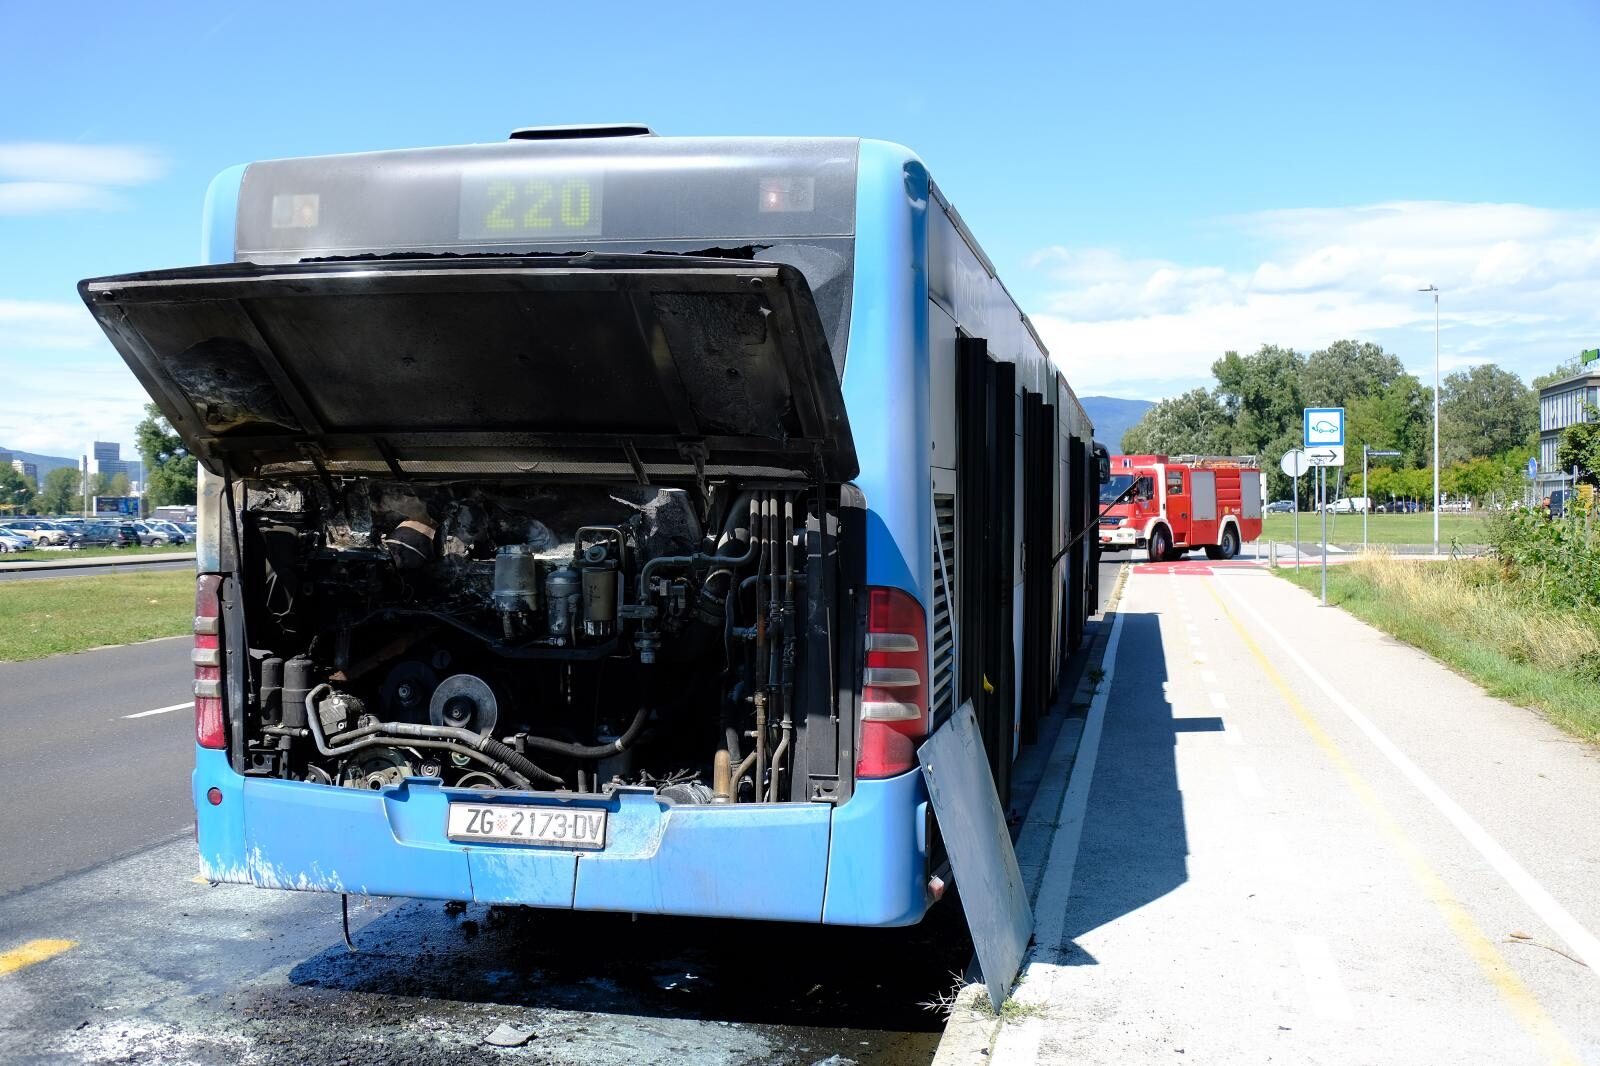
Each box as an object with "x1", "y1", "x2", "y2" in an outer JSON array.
[
  {"x1": 1120, "y1": 339, "x2": 1545, "y2": 504},
  {"x1": 0, "y1": 467, "x2": 133, "y2": 515}
]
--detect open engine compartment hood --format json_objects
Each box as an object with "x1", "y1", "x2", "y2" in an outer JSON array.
[{"x1": 79, "y1": 254, "x2": 857, "y2": 482}]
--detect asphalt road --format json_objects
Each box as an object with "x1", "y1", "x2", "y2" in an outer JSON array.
[
  {"x1": 0, "y1": 560, "x2": 1122, "y2": 1064},
  {"x1": 0, "y1": 559, "x2": 195, "y2": 583},
  {"x1": 0, "y1": 638, "x2": 195, "y2": 894},
  {"x1": 994, "y1": 559, "x2": 1600, "y2": 1064}
]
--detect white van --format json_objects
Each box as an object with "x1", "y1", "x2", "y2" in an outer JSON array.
[{"x1": 1325, "y1": 496, "x2": 1372, "y2": 514}]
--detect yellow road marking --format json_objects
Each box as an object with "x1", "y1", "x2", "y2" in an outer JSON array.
[
  {"x1": 0, "y1": 938, "x2": 77, "y2": 976},
  {"x1": 1203, "y1": 578, "x2": 1580, "y2": 1066},
  {"x1": 191, "y1": 875, "x2": 211, "y2": 885}
]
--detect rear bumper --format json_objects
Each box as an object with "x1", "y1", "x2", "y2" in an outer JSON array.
[{"x1": 193, "y1": 748, "x2": 931, "y2": 927}]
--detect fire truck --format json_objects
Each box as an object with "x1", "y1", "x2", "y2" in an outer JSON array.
[{"x1": 1099, "y1": 454, "x2": 1263, "y2": 561}]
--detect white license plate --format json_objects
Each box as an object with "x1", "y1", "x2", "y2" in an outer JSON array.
[{"x1": 446, "y1": 802, "x2": 607, "y2": 849}]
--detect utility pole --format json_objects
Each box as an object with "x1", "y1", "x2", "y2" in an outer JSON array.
[{"x1": 1419, "y1": 285, "x2": 1441, "y2": 555}]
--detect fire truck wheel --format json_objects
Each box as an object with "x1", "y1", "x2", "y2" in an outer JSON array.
[
  {"x1": 1205, "y1": 524, "x2": 1240, "y2": 560},
  {"x1": 1147, "y1": 526, "x2": 1172, "y2": 562}
]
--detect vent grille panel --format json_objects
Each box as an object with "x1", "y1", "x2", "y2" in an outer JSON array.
[{"x1": 932, "y1": 492, "x2": 957, "y2": 721}]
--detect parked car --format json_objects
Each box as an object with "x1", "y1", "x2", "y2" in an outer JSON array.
[
  {"x1": 0, "y1": 527, "x2": 36, "y2": 552},
  {"x1": 1323, "y1": 496, "x2": 1372, "y2": 514},
  {"x1": 69, "y1": 522, "x2": 128, "y2": 548},
  {"x1": 1265, "y1": 499, "x2": 1295, "y2": 513},
  {"x1": 2, "y1": 518, "x2": 68, "y2": 545},
  {"x1": 142, "y1": 519, "x2": 189, "y2": 545},
  {"x1": 112, "y1": 522, "x2": 145, "y2": 548}
]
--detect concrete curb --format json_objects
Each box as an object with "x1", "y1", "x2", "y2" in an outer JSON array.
[
  {"x1": 932, "y1": 565, "x2": 1128, "y2": 1065},
  {"x1": 0, "y1": 552, "x2": 195, "y2": 573}
]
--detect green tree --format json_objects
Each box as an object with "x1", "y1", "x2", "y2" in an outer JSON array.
[
  {"x1": 1302, "y1": 340, "x2": 1407, "y2": 409},
  {"x1": 1557, "y1": 407, "x2": 1600, "y2": 486},
  {"x1": 1211, "y1": 344, "x2": 1305, "y2": 456},
  {"x1": 135, "y1": 404, "x2": 198, "y2": 506},
  {"x1": 1348, "y1": 374, "x2": 1432, "y2": 470},
  {"x1": 107, "y1": 471, "x2": 132, "y2": 497},
  {"x1": 90, "y1": 471, "x2": 112, "y2": 496},
  {"x1": 1120, "y1": 388, "x2": 1233, "y2": 457},
  {"x1": 37, "y1": 466, "x2": 82, "y2": 514},
  {"x1": 0, "y1": 465, "x2": 33, "y2": 511},
  {"x1": 1440, "y1": 364, "x2": 1536, "y2": 464}
]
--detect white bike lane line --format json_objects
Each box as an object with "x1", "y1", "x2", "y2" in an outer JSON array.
[{"x1": 1205, "y1": 572, "x2": 1585, "y2": 1065}]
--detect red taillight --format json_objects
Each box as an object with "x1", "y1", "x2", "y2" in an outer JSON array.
[
  {"x1": 856, "y1": 586, "x2": 929, "y2": 780},
  {"x1": 194, "y1": 574, "x2": 225, "y2": 750}
]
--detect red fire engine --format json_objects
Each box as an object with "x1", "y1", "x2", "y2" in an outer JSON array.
[{"x1": 1099, "y1": 454, "x2": 1263, "y2": 561}]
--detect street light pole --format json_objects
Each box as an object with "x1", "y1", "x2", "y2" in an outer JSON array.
[{"x1": 1419, "y1": 285, "x2": 1441, "y2": 555}]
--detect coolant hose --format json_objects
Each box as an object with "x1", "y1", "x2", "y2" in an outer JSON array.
[
  {"x1": 304, "y1": 684, "x2": 563, "y2": 786},
  {"x1": 521, "y1": 704, "x2": 651, "y2": 760}
]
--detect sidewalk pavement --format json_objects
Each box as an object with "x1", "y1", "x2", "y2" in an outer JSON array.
[{"x1": 941, "y1": 559, "x2": 1600, "y2": 1064}]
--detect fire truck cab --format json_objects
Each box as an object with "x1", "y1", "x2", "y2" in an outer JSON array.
[{"x1": 1099, "y1": 454, "x2": 1263, "y2": 561}]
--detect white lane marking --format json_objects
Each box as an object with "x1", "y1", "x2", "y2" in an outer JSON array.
[
  {"x1": 1235, "y1": 766, "x2": 1265, "y2": 798},
  {"x1": 1218, "y1": 577, "x2": 1600, "y2": 980},
  {"x1": 1293, "y1": 935, "x2": 1354, "y2": 1020},
  {"x1": 1225, "y1": 722, "x2": 1245, "y2": 746},
  {"x1": 1201, "y1": 669, "x2": 1219, "y2": 685},
  {"x1": 1192, "y1": 650, "x2": 1208, "y2": 663},
  {"x1": 1209, "y1": 690, "x2": 1228, "y2": 711},
  {"x1": 123, "y1": 701, "x2": 192, "y2": 720},
  {"x1": 991, "y1": 586, "x2": 1131, "y2": 1063}
]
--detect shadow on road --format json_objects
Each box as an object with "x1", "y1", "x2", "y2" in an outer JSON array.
[{"x1": 1050, "y1": 611, "x2": 1192, "y2": 965}]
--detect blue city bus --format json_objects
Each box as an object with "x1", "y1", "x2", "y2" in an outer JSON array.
[{"x1": 80, "y1": 127, "x2": 1098, "y2": 927}]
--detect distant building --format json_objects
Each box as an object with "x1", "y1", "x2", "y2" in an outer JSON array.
[
  {"x1": 1537, "y1": 369, "x2": 1600, "y2": 497},
  {"x1": 86, "y1": 440, "x2": 144, "y2": 493},
  {"x1": 11, "y1": 459, "x2": 38, "y2": 482}
]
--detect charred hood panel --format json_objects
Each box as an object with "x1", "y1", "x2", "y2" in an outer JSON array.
[{"x1": 79, "y1": 254, "x2": 857, "y2": 481}]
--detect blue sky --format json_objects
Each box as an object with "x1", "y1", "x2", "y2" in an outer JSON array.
[{"x1": 2, "y1": 0, "x2": 1597, "y2": 458}]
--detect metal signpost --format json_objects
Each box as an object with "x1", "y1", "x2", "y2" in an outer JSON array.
[
  {"x1": 1363, "y1": 445, "x2": 1402, "y2": 549},
  {"x1": 1304, "y1": 408, "x2": 1345, "y2": 605},
  {"x1": 1280, "y1": 448, "x2": 1309, "y2": 563}
]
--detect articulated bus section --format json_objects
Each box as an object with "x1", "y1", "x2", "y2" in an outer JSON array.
[{"x1": 79, "y1": 131, "x2": 1098, "y2": 927}]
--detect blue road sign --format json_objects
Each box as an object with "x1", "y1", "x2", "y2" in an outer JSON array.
[
  {"x1": 1304, "y1": 407, "x2": 1345, "y2": 447},
  {"x1": 1528, "y1": 457, "x2": 1539, "y2": 479}
]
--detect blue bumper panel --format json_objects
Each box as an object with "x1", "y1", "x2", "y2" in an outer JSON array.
[
  {"x1": 193, "y1": 748, "x2": 247, "y2": 882},
  {"x1": 196, "y1": 752, "x2": 923, "y2": 925},
  {"x1": 572, "y1": 789, "x2": 829, "y2": 921},
  {"x1": 241, "y1": 775, "x2": 473, "y2": 899},
  {"x1": 822, "y1": 770, "x2": 931, "y2": 926}
]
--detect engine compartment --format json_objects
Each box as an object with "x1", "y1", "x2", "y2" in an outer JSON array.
[{"x1": 233, "y1": 477, "x2": 849, "y2": 805}]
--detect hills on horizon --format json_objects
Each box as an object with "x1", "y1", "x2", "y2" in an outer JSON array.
[
  {"x1": 0, "y1": 447, "x2": 80, "y2": 479},
  {"x1": 1081, "y1": 395, "x2": 1155, "y2": 451}
]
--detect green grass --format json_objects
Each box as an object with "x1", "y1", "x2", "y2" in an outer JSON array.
[
  {"x1": 1277, "y1": 555, "x2": 1600, "y2": 745},
  {"x1": 0, "y1": 570, "x2": 194, "y2": 661},
  {"x1": 1259, "y1": 511, "x2": 1489, "y2": 546}
]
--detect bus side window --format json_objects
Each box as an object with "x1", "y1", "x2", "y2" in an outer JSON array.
[{"x1": 1167, "y1": 470, "x2": 1183, "y2": 496}]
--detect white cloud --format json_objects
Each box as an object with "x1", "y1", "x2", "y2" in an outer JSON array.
[
  {"x1": 0, "y1": 363, "x2": 150, "y2": 458},
  {"x1": 0, "y1": 300, "x2": 147, "y2": 457},
  {"x1": 0, "y1": 142, "x2": 165, "y2": 215},
  {"x1": 0, "y1": 299, "x2": 106, "y2": 352},
  {"x1": 1034, "y1": 200, "x2": 1600, "y2": 400},
  {"x1": 0, "y1": 143, "x2": 166, "y2": 185}
]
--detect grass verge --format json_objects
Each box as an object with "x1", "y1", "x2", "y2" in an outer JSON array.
[
  {"x1": 0, "y1": 570, "x2": 194, "y2": 661},
  {"x1": 1260, "y1": 511, "x2": 1488, "y2": 546},
  {"x1": 1276, "y1": 554, "x2": 1600, "y2": 744}
]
